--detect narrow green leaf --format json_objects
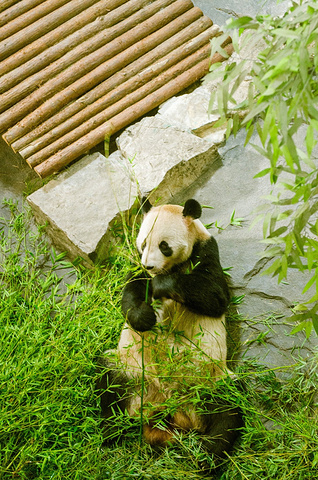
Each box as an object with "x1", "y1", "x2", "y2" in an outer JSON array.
[
  {"x1": 222, "y1": 83, "x2": 229, "y2": 115},
  {"x1": 271, "y1": 28, "x2": 300, "y2": 39},
  {"x1": 302, "y1": 271, "x2": 317, "y2": 294},
  {"x1": 279, "y1": 101, "x2": 288, "y2": 142},
  {"x1": 299, "y1": 44, "x2": 309, "y2": 85},
  {"x1": 285, "y1": 234, "x2": 293, "y2": 255},
  {"x1": 263, "y1": 211, "x2": 272, "y2": 238},
  {"x1": 278, "y1": 254, "x2": 288, "y2": 283},
  {"x1": 225, "y1": 118, "x2": 233, "y2": 139},
  {"x1": 243, "y1": 102, "x2": 270, "y2": 125},
  {"x1": 227, "y1": 16, "x2": 253, "y2": 28},
  {"x1": 313, "y1": 314, "x2": 318, "y2": 335},
  {"x1": 233, "y1": 113, "x2": 240, "y2": 136},
  {"x1": 263, "y1": 257, "x2": 282, "y2": 276},
  {"x1": 269, "y1": 226, "x2": 288, "y2": 238},
  {"x1": 305, "y1": 319, "x2": 313, "y2": 338},
  {"x1": 306, "y1": 123, "x2": 314, "y2": 157},
  {"x1": 104, "y1": 135, "x2": 110, "y2": 158},
  {"x1": 208, "y1": 90, "x2": 216, "y2": 115},
  {"x1": 253, "y1": 168, "x2": 271, "y2": 179},
  {"x1": 244, "y1": 123, "x2": 255, "y2": 146},
  {"x1": 290, "y1": 320, "x2": 307, "y2": 335}
]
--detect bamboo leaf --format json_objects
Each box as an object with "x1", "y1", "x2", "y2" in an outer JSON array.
[
  {"x1": 268, "y1": 226, "x2": 288, "y2": 238},
  {"x1": 278, "y1": 254, "x2": 288, "y2": 283},
  {"x1": 306, "y1": 123, "x2": 314, "y2": 157},
  {"x1": 263, "y1": 211, "x2": 272, "y2": 238},
  {"x1": 271, "y1": 28, "x2": 300, "y2": 39},
  {"x1": 243, "y1": 102, "x2": 270, "y2": 125},
  {"x1": 263, "y1": 257, "x2": 281, "y2": 276},
  {"x1": 290, "y1": 321, "x2": 307, "y2": 335},
  {"x1": 254, "y1": 168, "x2": 271, "y2": 179},
  {"x1": 302, "y1": 271, "x2": 317, "y2": 294},
  {"x1": 313, "y1": 314, "x2": 318, "y2": 335},
  {"x1": 227, "y1": 16, "x2": 253, "y2": 28},
  {"x1": 225, "y1": 118, "x2": 233, "y2": 139},
  {"x1": 245, "y1": 123, "x2": 255, "y2": 146},
  {"x1": 208, "y1": 90, "x2": 216, "y2": 115}
]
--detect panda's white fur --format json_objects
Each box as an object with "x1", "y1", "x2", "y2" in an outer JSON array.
[
  {"x1": 98, "y1": 199, "x2": 242, "y2": 460},
  {"x1": 137, "y1": 203, "x2": 210, "y2": 274}
]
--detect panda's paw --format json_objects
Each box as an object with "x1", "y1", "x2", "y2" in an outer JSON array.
[{"x1": 128, "y1": 302, "x2": 157, "y2": 332}]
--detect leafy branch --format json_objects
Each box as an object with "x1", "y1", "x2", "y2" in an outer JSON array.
[{"x1": 205, "y1": 1, "x2": 318, "y2": 336}]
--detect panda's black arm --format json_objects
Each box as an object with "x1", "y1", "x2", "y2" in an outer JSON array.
[
  {"x1": 121, "y1": 272, "x2": 157, "y2": 332},
  {"x1": 152, "y1": 271, "x2": 229, "y2": 317},
  {"x1": 152, "y1": 237, "x2": 231, "y2": 318}
]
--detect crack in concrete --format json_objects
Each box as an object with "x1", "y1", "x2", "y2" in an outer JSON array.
[
  {"x1": 243, "y1": 256, "x2": 273, "y2": 283},
  {"x1": 246, "y1": 289, "x2": 292, "y2": 308},
  {"x1": 215, "y1": 7, "x2": 240, "y2": 18}
]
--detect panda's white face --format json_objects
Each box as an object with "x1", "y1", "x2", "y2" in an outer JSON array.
[{"x1": 137, "y1": 204, "x2": 197, "y2": 275}]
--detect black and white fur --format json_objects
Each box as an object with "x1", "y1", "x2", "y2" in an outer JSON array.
[{"x1": 97, "y1": 199, "x2": 242, "y2": 463}]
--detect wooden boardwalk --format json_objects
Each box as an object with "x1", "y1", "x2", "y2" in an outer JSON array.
[{"x1": 0, "y1": 0, "x2": 232, "y2": 178}]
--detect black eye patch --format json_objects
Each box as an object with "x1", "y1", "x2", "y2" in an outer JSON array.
[{"x1": 159, "y1": 240, "x2": 173, "y2": 257}]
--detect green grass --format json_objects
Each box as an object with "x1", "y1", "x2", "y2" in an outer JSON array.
[{"x1": 0, "y1": 201, "x2": 317, "y2": 479}]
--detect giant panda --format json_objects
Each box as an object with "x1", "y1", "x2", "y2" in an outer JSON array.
[{"x1": 97, "y1": 198, "x2": 243, "y2": 464}]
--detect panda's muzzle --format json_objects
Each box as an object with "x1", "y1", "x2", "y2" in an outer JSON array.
[{"x1": 144, "y1": 265, "x2": 154, "y2": 271}]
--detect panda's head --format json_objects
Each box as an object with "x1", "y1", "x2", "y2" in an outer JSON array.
[{"x1": 136, "y1": 199, "x2": 210, "y2": 274}]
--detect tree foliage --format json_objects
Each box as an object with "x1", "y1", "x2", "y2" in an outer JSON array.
[{"x1": 206, "y1": 1, "x2": 318, "y2": 336}]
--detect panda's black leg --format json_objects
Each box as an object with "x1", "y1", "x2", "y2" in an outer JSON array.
[
  {"x1": 95, "y1": 357, "x2": 132, "y2": 443},
  {"x1": 200, "y1": 402, "x2": 243, "y2": 463}
]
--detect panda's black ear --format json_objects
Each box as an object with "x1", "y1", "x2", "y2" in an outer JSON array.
[
  {"x1": 141, "y1": 196, "x2": 152, "y2": 214},
  {"x1": 182, "y1": 199, "x2": 202, "y2": 219}
]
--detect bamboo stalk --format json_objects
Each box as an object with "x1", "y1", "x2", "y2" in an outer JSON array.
[
  {"x1": 0, "y1": 0, "x2": 127, "y2": 76},
  {"x1": 0, "y1": 0, "x2": 152, "y2": 94},
  {"x1": 17, "y1": 23, "x2": 219, "y2": 158},
  {"x1": 0, "y1": 1, "x2": 21, "y2": 13},
  {"x1": 0, "y1": 0, "x2": 69, "y2": 41},
  {"x1": 0, "y1": 1, "x2": 196, "y2": 135},
  {"x1": 0, "y1": 0, "x2": 43, "y2": 27},
  {"x1": 0, "y1": 0, "x2": 99, "y2": 61},
  {"x1": 34, "y1": 44, "x2": 233, "y2": 178},
  {"x1": 27, "y1": 44, "x2": 212, "y2": 167}
]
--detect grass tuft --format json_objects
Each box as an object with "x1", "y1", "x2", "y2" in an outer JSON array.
[{"x1": 0, "y1": 201, "x2": 317, "y2": 479}]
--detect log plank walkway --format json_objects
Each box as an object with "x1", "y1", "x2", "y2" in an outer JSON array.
[{"x1": 0, "y1": 0, "x2": 232, "y2": 178}]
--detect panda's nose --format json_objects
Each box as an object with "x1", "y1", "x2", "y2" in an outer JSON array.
[{"x1": 145, "y1": 265, "x2": 154, "y2": 271}]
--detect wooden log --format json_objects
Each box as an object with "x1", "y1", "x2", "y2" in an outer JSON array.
[
  {"x1": 0, "y1": 0, "x2": 43, "y2": 27},
  {"x1": 34, "y1": 45, "x2": 233, "y2": 178},
  {"x1": 0, "y1": 0, "x2": 191, "y2": 120},
  {"x1": 0, "y1": 0, "x2": 69, "y2": 41},
  {"x1": 17, "y1": 23, "x2": 220, "y2": 157},
  {"x1": 0, "y1": 0, "x2": 127, "y2": 76},
  {"x1": 0, "y1": 1, "x2": 21, "y2": 13},
  {"x1": 0, "y1": 0, "x2": 99, "y2": 61},
  {"x1": 0, "y1": 0, "x2": 153, "y2": 94},
  {"x1": 27, "y1": 43, "x2": 212, "y2": 167},
  {"x1": 17, "y1": 22, "x2": 219, "y2": 156},
  {"x1": 1, "y1": 1, "x2": 196, "y2": 135},
  {"x1": 9, "y1": 8, "x2": 206, "y2": 150}
]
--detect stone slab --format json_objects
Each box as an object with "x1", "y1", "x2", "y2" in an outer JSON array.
[
  {"x1": 193, "y1": 0, "x2": 291, "y2": 28},
  {"x1": 116, "y1": 116, "x2": 220, "y2": 204},
  {"x1": 157, "y1": 85, "x2": 220, "y2": 133},
  {"x1": 27, "y1": 152, "x2": 137, "y2": 265}
]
